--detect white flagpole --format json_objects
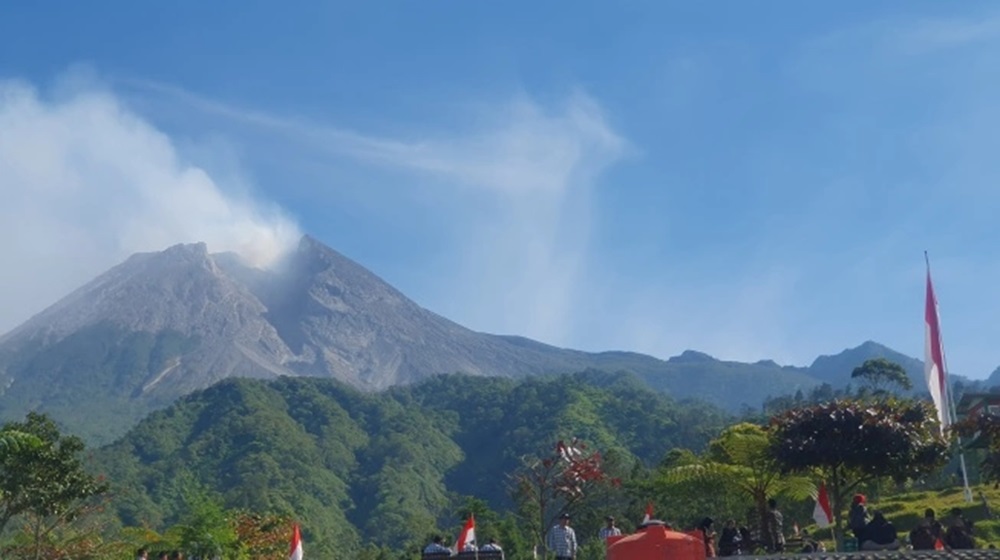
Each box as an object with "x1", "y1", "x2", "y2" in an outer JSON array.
[{"x1": 926, "y1": 252, "x2": 973, "y2": 503}]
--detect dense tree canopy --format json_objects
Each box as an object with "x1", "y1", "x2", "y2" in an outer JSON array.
[
  {"x1": 662, "y1": 423, "x2": 814, "y2": 550},
  {"x1": 94, "y1": 371, "x2": 729, "y2": 558},
  {"x1": 851, "y1": 358, "x2": 913, "y2": 395},
  {"x1": 769, "y1": 399, "x2": 948, "y2": 539}
]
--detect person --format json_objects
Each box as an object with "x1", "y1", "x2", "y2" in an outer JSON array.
[
  {"x1": 423, "y1": 535, "x2": 452, "y2": 554},
  {"x1": 546, "y1": 513, "x2": 578, "y2": 560},
  {"x1": 135, "y1": 548, "x2": 148, "y2": 560},
  {"x1": 849, "y1": 494, "x2": 869, "y2": 546},
  {"x1": 481, "y1": 538, "x2": 505, "y2": 559},
  {"x1": 942, "y1": 507, "x2": 976, "y2": 549},
  {"x1": 860, "y1": 511, "x2": 900, "y2": 551},
  {"x1": 765, "y1": 499, "x2": 785, "y2": 552},
  {"x1": 738, "y1": 526, "x2": 753, "y2": 554},
  {"x1": 697, "y1": 517, "x2": 717, "y2": 558},
  {"x1": 169, "y1": 551, "x2": 184, "y2": 560},
  {"x1": 800, "y1": 529, "x2": 825, "y2": 553},
  {"x1": 156, "y1": 553, "x2": 168, "y2": 560},
  {"x1": 599, "y1": 516, "x2": 622, "y2": 540},
  {"x1": 910, "y1": 508, "x2": 944, "y2": 550},
  {"x1": 718, "y1": 519, "x2": 741, "y2": 556}
]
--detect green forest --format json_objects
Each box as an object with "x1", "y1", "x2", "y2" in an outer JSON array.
[{"x1": 1, "y1": 366, "x2": 997, "y2": 559}]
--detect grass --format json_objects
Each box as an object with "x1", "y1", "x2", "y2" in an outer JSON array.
[
  {"x1": 804, "y1": 485, "x2": 1000, "y2": 549},
  {"x1": 875, "y1": 485, "x2": 1000, "y2": 546}
]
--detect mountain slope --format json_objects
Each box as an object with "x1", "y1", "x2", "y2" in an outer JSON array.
[
  {"x1": 808, "y1": 340, "x2": 926, "y2": 389},
  {"x1": 92, "y1": 372, "x2": 730, "y2": 558},
  {"x1": 0, "y1": 235, "x2": 922, "y2": 443}
]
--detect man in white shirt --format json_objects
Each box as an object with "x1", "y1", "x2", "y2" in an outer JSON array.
[
  {"x1": 546, "y1": 513, "x2": 578, "y2": 560},
  {"x1": 599, "y1": 516, "x2": 622, "y2": 540}
]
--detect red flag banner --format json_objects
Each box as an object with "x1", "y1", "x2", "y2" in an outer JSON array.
[
  {"x1": 813, "y1": 483, "x2": 833, "y2": 529},
  {"x1": 925, "y1": 266, "x2": 951, "y2": 433},
  {"x1": 455, "y1": 514, "x2": 477, "y2": 552},
  {"x1": 288, "y1": 523, "x2": 303, "y2": 560}
]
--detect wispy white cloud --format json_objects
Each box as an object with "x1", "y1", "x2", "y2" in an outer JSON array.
[
  {"x1": 0, "y1": 78, "x2": 300, "y2": 334},
  {"x1": 888, "y1": 13, "x2": 1000, "y2": 55},
  {"x1": 119, "y1": 78, "x2": 630, "y2": 345}
]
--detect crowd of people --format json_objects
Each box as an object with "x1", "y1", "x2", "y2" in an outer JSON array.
[
  {"x1": 849, "y1": 494, "x2": 979, "y2": 551},
  {"x1": 421, "y1": 495, "x2": 989, "y2": 559},
  {"x1": 422, "y1": 534, "x2": 505, "y2": 557}
]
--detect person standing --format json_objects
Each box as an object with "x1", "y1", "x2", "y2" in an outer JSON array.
[
  {"x1": 765, "y1": 499, "x2": 785, "y2": 553},
  {"x1": 599, "y1": 516, "x2": 622, "y2": 540},
  {"x1": 135, "y1": 548, "x2": 148, "y2": 560},
  {"x1": 546, "y1": 513, "x2": 578, "y2": 560},
  {"x1": 697, "y1": 517, "x2": 717, "y2": 558}
]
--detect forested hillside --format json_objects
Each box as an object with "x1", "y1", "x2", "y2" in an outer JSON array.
[{"x1": 93, "y1": 371, "x2": 730, "y2": 557}]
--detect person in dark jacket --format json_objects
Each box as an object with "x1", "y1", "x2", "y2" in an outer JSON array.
[
  {"x1": 910, "y1": 508, "x2": 944, "y2": 550},
  {"x1": 860, "y1": 511, "x2": 900, "y2": 551},
  {"x1": 849, "y1": 494, "x2": 869, "y2": 545},
  {"x1": 717, "y1": 519, "x2": 741, "y2": 556}
]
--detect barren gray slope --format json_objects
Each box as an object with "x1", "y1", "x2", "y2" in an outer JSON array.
[{"x1": 0, "y1": 235, "x2": 841, "y2": 443}]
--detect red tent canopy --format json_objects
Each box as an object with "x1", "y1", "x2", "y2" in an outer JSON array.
[{"x1": 607, "y1": 522, "x2": 707, "y2": 560}]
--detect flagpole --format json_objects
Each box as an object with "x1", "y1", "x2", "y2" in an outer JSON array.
[{"x1": 925, "y1": 252, "x2": 973, "y2": 503}]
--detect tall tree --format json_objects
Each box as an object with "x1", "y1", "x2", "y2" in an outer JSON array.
[
  {"x1": 509, "y1": 439, "x2": 618, "y2": 553},
  {"x1": 851, "y1": 358, "x2": 912, "y2": 396},
  {"x1": 769, "y1": 399, "x2": 947, "y2": 543},
  {"x1": 661, "y1": 423, "x2": 814, "y2": 549},
  {"x1": 0, "y1": 412, "x2": 108, "y2": 558}
]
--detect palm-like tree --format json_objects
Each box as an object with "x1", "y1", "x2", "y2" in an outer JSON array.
[
  {"x1": 0, "y1": 429, "x2": 40, "y2": 457},
  {"x1": 662, "y1": 423, "x2": 815, "y2": 550}
]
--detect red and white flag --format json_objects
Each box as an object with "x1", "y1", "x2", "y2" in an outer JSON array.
[
  {"x1": 642, "y1": 502, "x2": 653, "y2": 523},
  {"x1": 455, "y1": 514, "x2": 476, "y2": 552},
  {"x1": 813, "y1": 483, "x2": 833, "y2": 529},
  {"x1": 288, "y1": 523, "x2": 303, "y2": 560},
  {"x1": 925, "y1": 265, "x2": 951, "y2": 434}
]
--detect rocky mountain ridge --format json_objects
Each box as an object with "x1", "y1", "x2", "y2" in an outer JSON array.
[{"x1": 0, "y1": 235, "x2": 970, "y2": 443}]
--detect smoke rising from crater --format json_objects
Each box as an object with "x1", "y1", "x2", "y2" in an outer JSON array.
[{"x1": 0, "y1": 78, "x2": 300, "y2": 334}]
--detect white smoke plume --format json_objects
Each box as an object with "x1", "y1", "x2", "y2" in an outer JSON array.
[{"x1": 0, "y1": 78, "x2": 300, "y2": 334}]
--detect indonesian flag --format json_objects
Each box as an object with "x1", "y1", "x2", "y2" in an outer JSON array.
[
  {"x1": 288, "y1": 523, "x2": 303, "y2": 560},
  {"x1": 813, "y1": 483, "x2": 833, "y2": 528},
  {"x1": 925, "y1": 265, "x2": 951, "y2": 434},
  {"x1": 455, "y1": 514, "x2": 476, "y2": 552},
  {"x1": 642, "y1": 502, "x2": 653, "y2": 523}
]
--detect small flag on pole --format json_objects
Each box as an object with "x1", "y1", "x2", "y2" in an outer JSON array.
[
  {"x1": 289, "y1": 523, "x2": 303, "y2": 560},
  {"x1": 455, "y1": 513, "x2": 477, "y2": 552},
  {"x1": 642, "y1": 502, "x2": 653, "y2": 524},
  {"x1": 813, "y1": 483, "x2": 833, "y2": 528}
]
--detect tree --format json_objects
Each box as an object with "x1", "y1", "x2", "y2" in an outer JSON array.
[
  {"x1": 174, "y1": 487, "x2": 242, "y2": 560},
  {"x1": 0, "y1": 412, "x2": 108, "y2": 559},
  {"x1": 509, "y1": 438, "x2": 619, "y2": 553},
  {"x1": 662, "y1": 423, "x2": 814, "y2": 550},
  {"x1": 0, "y1": 429, "x2": 39, "y2": 457},
  {"x1": 954, "y1": 410, "x2": 1000, "y2": 486},
  {"x1": 851, "y1": 358, "x2": 912, "y2": 396},
  {"x1": 769, "y1": 399, "x2": 947, "y2": 544}
]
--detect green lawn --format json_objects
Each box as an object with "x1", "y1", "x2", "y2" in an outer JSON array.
[{"x1": 817, "y1": 485, "x2": 1000, "y2": 548}]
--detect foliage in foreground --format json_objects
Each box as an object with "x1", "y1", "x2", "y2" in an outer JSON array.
[{"x1": 770, "y1": 398, "x2": 949, "y2": 542}]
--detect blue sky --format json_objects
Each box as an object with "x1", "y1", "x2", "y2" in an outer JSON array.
[{"x1": 1, "y1": 1, "x2": 999, "y2": 377}]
